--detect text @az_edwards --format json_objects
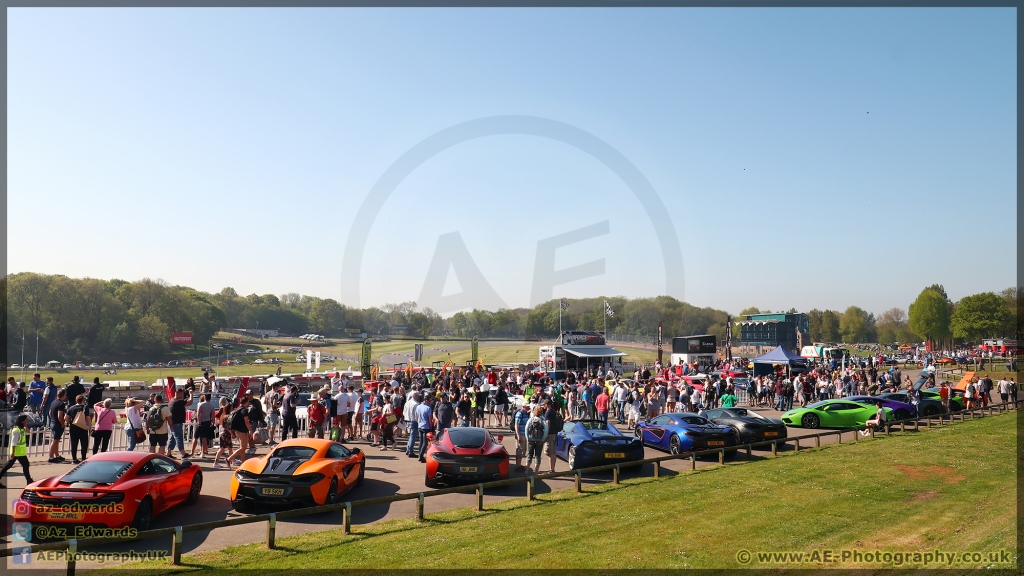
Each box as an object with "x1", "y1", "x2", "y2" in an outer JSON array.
[{"x1": 735, "y1": 548, "x2": 1016, "y2": 567}]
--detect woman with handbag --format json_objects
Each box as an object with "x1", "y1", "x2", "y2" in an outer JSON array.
[
  {"x1": 124, "y1": 398, "x2": 145, "y2": 451},
  {"x1": 92, "y1": 398, "x2": 118, "y2": 454},
  {"x1": 380, "y1": 395, "x2": 397, "y2": 451},
  {"x1": 64, "y1": 394, "x2": 91, "y2": 464}
]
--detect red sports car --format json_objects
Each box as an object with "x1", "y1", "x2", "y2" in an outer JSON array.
[
  {"x1": 424, "y1": 427, "x2": 509, "y2": 488},
  {"x1": 14, "y1": 452, "x2": 202, "y2": 540}
]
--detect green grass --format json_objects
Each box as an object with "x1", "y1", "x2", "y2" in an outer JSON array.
[
  {"x1": 6, "y1": 340, "x2": 661, "y2": 384},
  {"x1": 106, "y1": 412, "x2": 1016, "y2": 573}
]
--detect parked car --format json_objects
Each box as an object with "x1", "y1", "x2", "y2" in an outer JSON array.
[
  {"x1": 230, "y1": 439, "x2": 365, "y2": 512},
  {"x1": 122, "y1": 363, "x2": 133, "y2": 368},
  {"x1": 15, "y1": 452, "x2": 202, "y2": 536},
  {"x1": 423, "y1": 427, "x2": 508, "y2": 488},
  {"x1": 555, "y1": 419, "x2": 644, "y2": 469},
  {"x1": 144, "y1": 363, "x2": 156, "y2": 368}
]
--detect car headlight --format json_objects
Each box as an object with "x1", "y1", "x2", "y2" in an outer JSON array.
[
  {"x1": 292, "y1": 473, "x2": 325, "y2": 483},
  {"x1": 234, "y1": 469, "x2": 257, "y2": 480}
]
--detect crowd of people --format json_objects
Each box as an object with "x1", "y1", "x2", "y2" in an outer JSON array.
[{"x1": 3, "y1": 354, "x2": 1019, "y2": 487}]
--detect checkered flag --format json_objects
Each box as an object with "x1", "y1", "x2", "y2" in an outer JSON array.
[
  {"x1": 559, "y1": 299, "x2": 569, "y2": 310},
  {"x1": 605, "y1": 301, "x2": 615, "y2": 317}
]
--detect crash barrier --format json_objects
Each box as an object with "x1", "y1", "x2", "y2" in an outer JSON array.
[{"x1": 4, "y1": 399, "x2": 1021, "y2": 575}]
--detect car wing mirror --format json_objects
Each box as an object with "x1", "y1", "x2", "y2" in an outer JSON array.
[{"x1": 179, "y1": 460, "x2": 193, "y2": 470}]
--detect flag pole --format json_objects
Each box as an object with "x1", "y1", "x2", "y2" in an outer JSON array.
[{"x1": 603, "y1": 300, "x2": 607, "y2": 338}]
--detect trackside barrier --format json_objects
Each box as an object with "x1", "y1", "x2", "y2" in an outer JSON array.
[{"x1": 4, "y1": 400, "x2": 1020, "y2": 575}]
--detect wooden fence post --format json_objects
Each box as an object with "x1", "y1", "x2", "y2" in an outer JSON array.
[
  {"x1": 613, "y1": 465, "x2": 620, "y2": 484},
  {"x1": 476, "y1": 484, "x2": 484, "y2": 511},
  {"x1": 267, "y1": 513, "x2": 276, "y2": 549},
  {"x1": 172, "y1": 526, "x2": 183, "y2": 565},
  {"x1": 653, "y1": 460, "x2": 661, "y2": 478},
  {"x1": 574, "y1": 470, "x2": 582, "y2": 493},
  {"x1": 343, "y1": 502, "x2": 351, "y2": 534},
  {"x1": 67, "y1": 540, "x2": 77, "y2": 576},
  {"x1": 417, "y1": 493, "x2": 425, "y2": 520}
]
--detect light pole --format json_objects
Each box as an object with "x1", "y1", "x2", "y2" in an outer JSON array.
[{"x1": 35, "y1": 330, "x2": 39, "y2": 368}]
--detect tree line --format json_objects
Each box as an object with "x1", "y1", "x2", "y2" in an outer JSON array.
[{"x1": 2, "y1": 273, "x2": 1017, "y2": 362}]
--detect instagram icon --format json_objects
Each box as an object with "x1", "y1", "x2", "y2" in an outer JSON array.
[{"x1": 12, "y1": 499, "x2": 32, "y2": 519}]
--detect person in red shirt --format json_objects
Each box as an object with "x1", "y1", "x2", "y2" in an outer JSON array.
[
  {"x1": 595, "y1": 388, "x2": 611, "y2": 425},
  {"x1": 307, "y1": 388, "x2": 328, "y2": 439}
]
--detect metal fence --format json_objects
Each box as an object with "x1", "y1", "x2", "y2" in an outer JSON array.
[
  {"x1": 16, "y1": 416, "x2": 312, "y2": 460},
  {"x1": 3, "y1": 399, "x2": 1019, "y2": 575}
]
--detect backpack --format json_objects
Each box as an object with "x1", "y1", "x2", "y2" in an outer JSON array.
[
  {"x1": 146, "y1": 405, "x2": 165, "y2": 429},
  {"x1": 526, "y1": 418, "x2": 546, "y2": 442},
  {"x1": 547, "y1": 409, "x2": 564, "y2": 434}
]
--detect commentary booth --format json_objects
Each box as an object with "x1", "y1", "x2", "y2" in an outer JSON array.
[{"x1": 540, "y1": 331, "x2": 625, "y2": 379}]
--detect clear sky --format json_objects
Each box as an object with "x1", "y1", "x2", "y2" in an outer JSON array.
[{"x1": 7, "y1": 8, "x2": 1017, "y2": 317}]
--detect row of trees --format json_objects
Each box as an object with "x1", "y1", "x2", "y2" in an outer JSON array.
[
  {"x1": 908, "y1": 285, "x2": 1019, "y2": 349},
  {"x1": 3, "y1": 273, "x2": 1017, "y2": 362}
]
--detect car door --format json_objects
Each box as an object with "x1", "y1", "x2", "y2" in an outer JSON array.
[
  {"x1": 642, "y1": 415, "x2": 671, "y2": 445},
  {"x1": 556, "y1": 422, "x2": 576, "y2": 457},
  {"x1": 152, "y1": 457, "x2": 189, "y2": 507},
  {"x1": 135, "y1": 459, "x2": 176, "y2": 514},
  {"x1": 327, "y1": 444, "x2": 358, "y2": 488}
]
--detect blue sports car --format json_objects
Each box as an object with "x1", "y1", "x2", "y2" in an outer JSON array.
[
  {"x1": 555, "y1": 420, "x2": 645, "y2": 470},
  {"x1": 635, "y1": 413, "x2": 737, "y2": 456}
]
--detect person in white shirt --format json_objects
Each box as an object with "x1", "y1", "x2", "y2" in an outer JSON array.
[
  {"x1": 344, "y1": 385, "x2": 359, "y2": 440},
  {"x1": 403, "y1": 393, "x2": 420, "y2": 457},
  {"x1": 330, "y1": 375, "x2": 341, "y2": 395},
  {"x1": 334, "y1": 390, "x2": 351, "y2": 441},
  {"x1": 210, "y1": 376, "x2": 222, "y2": 395}
]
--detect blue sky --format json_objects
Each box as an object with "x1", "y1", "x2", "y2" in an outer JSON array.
[{"x1": 7, "y1": 8, "x2": 1016, "y2": 317}]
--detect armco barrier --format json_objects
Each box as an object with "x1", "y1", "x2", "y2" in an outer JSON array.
[{"x1": 3, "y1": 399, "x2": 1019, "y2": 575}]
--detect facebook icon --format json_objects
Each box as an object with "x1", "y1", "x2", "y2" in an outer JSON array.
[{"x1": 12, "y1": 546, "x2": 32, "y2": 565}]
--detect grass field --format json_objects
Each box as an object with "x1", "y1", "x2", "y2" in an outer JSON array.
[
  {"x1": 110, "y1": 412, "x2": 1016, "y2": 572},
  {"x1": 2, "y1": 341, "x2": 663, "y2": 385}
]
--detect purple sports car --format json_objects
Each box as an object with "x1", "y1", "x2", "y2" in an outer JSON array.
[{"x1": 846, "y1": 395, "x2": 915, "y2": 420}]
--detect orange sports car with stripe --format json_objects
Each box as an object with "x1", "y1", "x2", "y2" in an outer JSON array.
[{"x1": 230, "y1": 438, "x2": 365, "y2": 512}]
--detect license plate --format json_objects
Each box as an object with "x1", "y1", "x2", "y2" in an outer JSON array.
[
  {"x1": 459, "y1": 466, "x2": 478, "y2": 473},
  {"x1": 261, "y1": 488, "x2": 285, "y2": 496},
  {"x1": 707, "y1": 440, "x2": 725, "y2": 446},
  {"x1": 604, "y1": 452, "x2": 625, "y2": 458},
  {"x1": 764, "y1": 431, "x2": 779, "y2": 437},
  {"x1": 47, "y1": 511, "x2": 85, "y2": 521}
]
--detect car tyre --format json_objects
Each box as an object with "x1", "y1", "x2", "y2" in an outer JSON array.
[
  {"x1": 923, "y1": 405, "x2": 940, "y2": 417},
  {"x1": 894, "y1": 409, "x2": 910, "y2": 421},
  {"x1": 132, "y1": 497, "x2": 153, "y2": 531},
  {"x1": 356, "y1": 462, "x2": 365, "y2": 486},
  {"x1": 324, "y1": 477, "x2": 340, "y2": 508},
  {"x1": 669, "y1": 434, "x2": 681, "y2": 455},
  {"x1": 185, "y1": 472, "x2": 202, "y2": 505},
  {"x1": 801, "y1": 413, "x2": 820, "y2": 429},
  {"x1": 424, "y1": 473, "x2": 439, "y2": 488},
  {"x1": 568, "y1": 445, "x2": 578, "y2": 469}
]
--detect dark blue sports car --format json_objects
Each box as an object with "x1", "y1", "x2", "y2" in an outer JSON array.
[
  {"x1": 635, "y1": 413, "x2": 737, "y2": 456},
  {"x1": 555, "y1": 420, "x2": 644, "y2": 470}
]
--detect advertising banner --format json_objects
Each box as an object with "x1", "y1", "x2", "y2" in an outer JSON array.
[
  {"x1": 171, "y1": 333, "x2": 193, "y2": 345},
  {"x1": 471, "y1": 336, "x2": 479, "y2": 362},
  {"x1": 361, "y1": 338, "x2": 372, "y2": 378}
]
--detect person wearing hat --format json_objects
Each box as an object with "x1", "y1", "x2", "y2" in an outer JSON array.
[{"x1": 308, "y1": 387, "x2": 329, "y2": 439}]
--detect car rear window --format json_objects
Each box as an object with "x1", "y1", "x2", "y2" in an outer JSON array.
[
  {"x1": 446, "y1": 428, "x2": 487, "y2": 448},
  {"x1": 62, "y1": 460, "x2": 134, "y2": 485},
  {"x1": 272, "y1": 446, "x2": 317, "y2": 459}
]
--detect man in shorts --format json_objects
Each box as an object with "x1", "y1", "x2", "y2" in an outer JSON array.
[
  {"x1": 265, "y1": 385, "x2": 281, "y2": 445},
  {"x1": 513, "y1": 403, "x2": 531, "y2": 472},
  {"x1": 543, "y1": 400, "x2": 562, "y2": 474},
  {"x1": 47, "y1": 389, "x2": 68, "y2": 463},
  {"x1": 335, "y1": 387, "x2": 351, "y2": 442},
  {"x1": 147, "y1": 394, "x2": 172, "y2": 456},
  {"x1": 493, "y1": 384, "x2": 508, "y2": 427}
]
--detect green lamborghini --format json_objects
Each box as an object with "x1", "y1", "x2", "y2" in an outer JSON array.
[{"x1": 781, "y1": 400, "x2": 892, "y2": 429}]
